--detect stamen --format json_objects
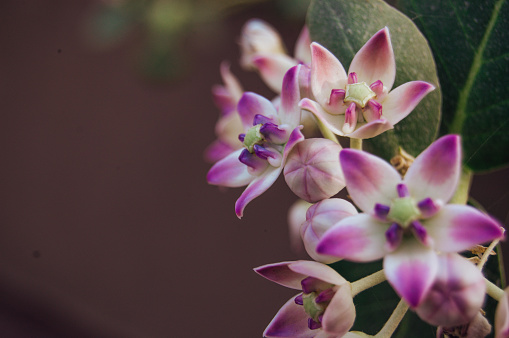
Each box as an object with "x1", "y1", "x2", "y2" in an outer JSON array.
[
  {"x1": 260, "y1": 123, "x2": 287, "y2": 144},
  {"x1": 385, "y1": 223, "x2": 403, "y2": 251},
  {"x1": 253, "y1": 114, "x2": 276, "y2": 126},
  {"x1": 308, "y1": 318, "x2": 322, "y2": 330},
  {"x1": 294, "y1": 294, "x2": 303, "y2": 306},
  {"x1": 238, "y1": 133, "x2": 245, "y2": 142},
  {"x1": 348, "y1": 72, "x2": 358, "y2": 84},
  {"x1": 301, "y1": 277, "x2": 318, "y2": 294},
  {"x1": 342, "y1": 102, "x2": 357, "y2": 134},
  {"x1": 329, "y1": 89, "x2": 346, "y2": 107},
  {"x1": 254, "y1": 145, "x2": 282, "y2": 167},
  {"x1": 315, "y1": 288, "x2": 335, "y2": 303},
  {"x1": 417, "y1": 198, "x2": 442, "y2": 218},
  {"x1": 370, "y1": 80, "x2": 384, "y2": 96},
  {"x1": 411, "y1": 221, "x2": 433, "y2": 246},
  {"x1": 366, "y1": 100, "x2": 382, "y2": 120},
  {"x1": 374, "y1": 203, "x2": 390, "y2": 221},
  {"x1": 238, "y1": 149, "x2": 268, "y2": 175},
  {"x1": 396, "y1": 183, "x2": 410, "y2": 197}
]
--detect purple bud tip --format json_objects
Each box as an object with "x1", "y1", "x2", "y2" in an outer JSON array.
[
  {"x1": 260, "y1": 123, "x2": 286, "y2": 144},
  {"x1": 238, "y1": 149, "x2": 260, "y2": 169},
  {"x1": 396, "y1": 183, "x2": 410, "y2": 197},
  {"x1": 315, "y1": 288, "x2": 335, "y2": 303},
  {"x1": 417, "y1": 197, "x2": 440, "y2": 218},
  {"x1": 294, "y1": 294, "x2": 303, "y2": 306},
  {"x1": 411, "y1": 221, "x2": 430, "y2": 246},
  {"x1": 238, "y1": 133, "x2": 246, "y2": 142},
  {"x1": 385, "y1": 223, "x2": 402, "y2": 251},
  {"x1": 348, "y1": 72, "x2": 358, "y2": 84},
  {"x1": 308, "y1": 318, "x2": 322, "y2": 330},
  {"x1": 374, "y1": 203, "x2": 390, "y2": 220},
  {"x1": 253, "y1": 114, "x2": 273, "y2": 126}
]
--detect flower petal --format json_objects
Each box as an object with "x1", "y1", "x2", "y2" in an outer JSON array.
[
  {"x1": 321, "y1": 283, "x2": 356, "y2": 336},
  {"x1": 219, "y1": 61, "x2": 244, "y2": 103},
  {"x1": 264, "y1": 296, "x2": 316, "y2": 338},
  {"x1": 404, "y1": 135, "x2": 461, "y2": 202},
  {"x1": 381, "y1": 81, "x2": 435, "y2": 125},
  {"x1": 349, "y1": 27, "x2": 396, "y2": 90},
  {"x1": 294, "y1": 26, "x2": 311, "y2": 64},
  {"x1": 317, "y1": 214, "x2": 389, "y2": 262},
  {"x1": 204, "y1": 139, "x2": 236, "y2": 163},
  {"x1": 279, "y1": 64, "x2": 302, "y2": 128},
  {"x1": 346, "y1": 119, "x2": 393, "y2": 139},
  {"x1": 384, "y1": 239, "x2": 438, "y2": 307},
  {"x1": 495, "y1": 288, "x2": 509, "y2": 338},
  {"x1": 425, "y1": 204, "x2": 504, "y2": 253},
  {"x1": 288, "y1": 199, "x2": 312, "y2": 253},
  {"x1": 254, "y1": 261, "x2": 309, "y2": 290},
  {"x1": 206, "y1": 148, "x2": 253, "y2": 187},
  {"x1": 299, "y1": 98, "x2": 346, "y2": 136},
  {"x1": 340, "y1": 149, "x2": 401, "y2": 212},
  {"x1": 310, "y1": 42, "x2": 348, "y2": 108},
  {"x1": 237, "y1": 92, "x2": 278, "y2": 129},
  {"x1": 252, "y1": 53, "x2": 298, "y2": 93},
  {"x1": 287, "y1": 260, "x2": 347, "y2": 286}
]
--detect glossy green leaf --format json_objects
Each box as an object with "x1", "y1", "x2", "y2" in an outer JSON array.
[
  {"x1": 396, "y1": 0, "x2": 509, "y2": 172},
  {"x1": 307, "y1": 0, "x2": 441, "y2": 161}
]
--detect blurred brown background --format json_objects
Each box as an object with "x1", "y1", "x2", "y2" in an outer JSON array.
[{"x1": 0, "y1": 1, "x2": 507, "y2": 337}]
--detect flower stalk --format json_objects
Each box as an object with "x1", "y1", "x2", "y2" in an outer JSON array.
[
  {"x1": 486, "y1": 278, "x2": 505, "y2": 301},
  {"x1": 351, "y1": 269, "x2": 386, "y2": 296},
  {"x1": 374, "y1": 299, "x2": 409, "y2": 338}
]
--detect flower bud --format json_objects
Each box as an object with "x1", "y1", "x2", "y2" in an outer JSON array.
[
  {"x1": 415, "y1": 253, "x2": 486, "y2": 327},
  {"x1": 495, "y1": 287, "x2": 509, "y2": 338},
  {"x1": 301, "y1": 198, "x2": 358, "y2": 263},
  {"x1": 239, "y1": 19, "x2": 286, "y2": 69},
  {"x1": 284, "y1": 138, "x2": 345, "y2": 203},
  {"x1": 287, "y1": 199, "x2": 312, "y2": 254}
]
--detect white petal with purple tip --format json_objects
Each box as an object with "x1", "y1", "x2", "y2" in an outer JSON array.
[
  {"x1": 404, "y1": 134, "x2": 461, "y2": 203},
  {"x1": 381, "y1": 81, "x2": 435, "y2": 125},
  {"x1": 279, "y1": 64, "x2": 302, "y2": 128},
  {"x1": 288, "y1": 260, "x2": 347, "y2": 286},
  {"x1": 384, "y1": 238, "x2": 438, "y2": 307},
  {"x1": 346, "y1": 119, "x2": 393, "y2": 139},
  {"x1": 264, "y1": 296, "x2": 316, "y2": 338},
  {"x1": 237, "y1": 92, "x2": 279, "y2": 129},
  {"x1": 254, "y1": 261, "x2": 309, "y2": 290},
  {"x1": 321, "y1": 284, "x2": 355, "y2": 336},
  {"x1": 207, "y1": 148, "x2": 254, "y2": 187},
  {"x1": 299, "y1": 98, "x2": 346, "y2": 135},
  {"x1": 424, "y1": 204, "x2": 504, "y2": 253},
  {"x1": 252, "y1": 53, "x2": 298, "y2": 93}
]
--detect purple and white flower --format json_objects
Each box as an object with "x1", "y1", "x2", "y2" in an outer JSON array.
[
  {"x1": 255, "y1": 260, "x2": 355, "y2": 337},
  {"x1": 496, "y1": 287, "x2": 509, "y2": 338},
  {"x1": 300, "y1": 27, "x2": 435, "y2": 139},
  {"x1": 317, "y1": 135, "x2": 504, "y2": 307},
  {"x1": 207, "y1": 65, "x2": 305, "y2": 218}
]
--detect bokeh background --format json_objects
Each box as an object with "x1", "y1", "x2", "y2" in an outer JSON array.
[{"x1": 0, "y1": 1, "x2": 508, "y2": 337}]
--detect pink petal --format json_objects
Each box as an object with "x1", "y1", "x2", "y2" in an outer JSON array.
[
  {"x1": 252, "y1": 53, "x2": 298, "y2": 93},
  {"x1": 340, "y1": 149, "x2": 401, "y2": 212},
  {"x1": 346, "y1": 119, "x2": 393, "y2": 139},
  {"x1": 404, "y1": 135, "x2": 461, "y2": 202},
  {"x1": 310, "y1": 43, "x2": 348, "y2": 109},
  {"x1": 237, "y1": 92, "x2": 278, "y2": 130},
  {"x1": 299, "y1": 98, "x2": 346, "y2": 136},
  {"x1": 287, "y1": 260, "x2": 347, "y2": 286},
  {"x1": 235, "y1": 128, "x2": 304, "y2": 218},
  {"x1": 219, "y1": 61, "x2": 244, "y2": 103},
  {"x1": 264, "y1": 296, "x2": 316, "y2": 338},
  {"x1": 495, "y1": 288, "x2": 509, "y2": 338},
  {"x1": 204, "y1": 139, "x2": 236, "y2": 163},
  {"x1": 317, "y1": 214, "x2": 389, "y2": 262},
  {"x1": 206, "y1": 148, "x2": 253, "y2": 187},
  {"x1": 321, "y1": 284, "x2": 356, "y2": 336},
  {"x1": 349, "y1": 27, "x2": 396, "y2": 91},
  {"x1": 424, "y1": 204, "x2": 505, "y2": 252},
  {"x1": 254, "y1": 261, "x2": 309, "y2": 290},
  {"x1": 279, "y1": 64, "x2": 302, "y2": 128},
  {"x1": 381, "y1": 81, "x2": 435, "y2": 125},
  {"x1": 211, "y1": 85, "x2": 236, "y2": 116},
  {"x1": 294, "y1": 26, "x2": 311, "y2": 64},
  {"x1": 384, "y1": 239, "x2": 438, "y2": 307}
]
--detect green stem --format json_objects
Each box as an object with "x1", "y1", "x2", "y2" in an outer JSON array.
[
  {"x1": 350, "y1": 270, "x2": 386, "y2": 297},
  {"x1": 350, "y1": 138, "x2": 362, "y2": 150},
  {"x1": 486, "y1": 277, "x2": 505, "y2": 301},
  {"x1": 449, "y1": 166, "x2": 472, "y2": 205},
  {"x1": 374, "y1": 299, "x2": 409, "y2": 338},
  {"x1": 315, "y1": 117, "x2": 339, "y2": 144}
]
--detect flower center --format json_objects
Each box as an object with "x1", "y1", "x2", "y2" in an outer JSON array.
[
  {"x1": 303, "y1": 292, "x2": 325, "y2": 322},
  {"x1": 243, "y1": 124, "x2": 264, "y2": 153},
  {"x1": 387, "y1": 197, "x2": 421, "y2": 228},
  {"x1": 344, "y1": 82, "x2": 376, "y2": 108}
]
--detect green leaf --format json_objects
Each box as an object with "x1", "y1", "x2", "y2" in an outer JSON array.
[
  {"x1": 396, "y1": 0, "x2": 509, "y2": 171},
  {"x1": 307, "y1": 0, "x2": 441, "y2": 161}
]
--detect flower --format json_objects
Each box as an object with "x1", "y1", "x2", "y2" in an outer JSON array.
[
  {"x1": 300, "y1": 27, "x2": 435, "y2": 139},
  {"x1": 495, "y1": 287, "x2": 509, "y2": 337},
  {"x1": 254, "y1": 260, "x2": 355, "y2": 337},
  {"x1": 317, "y1": 135, "x2": 504, "y2": 307},
  {"x1": 415, "y1": 253, "x2": 486, "y2": 327},
  {"x1": 207, "y1": 65, "x2": 305, "y2": 218},
  {"x1": 240, "y1": 19, "x2": 311, "y2": 93},
  {"x1": 204, "y1": 62, "x2": 245, "y2": 162},
  {"x1": 301, "y1": 198, "x2": 357, "y2": 264},
  {"x1": 288, "y1": 199, "x2": 312, "y2": 253},
  {"x1": 284, "y1": 138, "x2": 345, "y2": 203}
]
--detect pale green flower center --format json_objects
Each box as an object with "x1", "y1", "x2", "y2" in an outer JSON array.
[
  {"x1": 344, "y1": 82, "x2": 376, "y2": 108},
  {"x1": 387, "y1": 197, "x2": 420, "y2": 227},
  {"x1": 303, "y1": 292, "x2": 325, "y2": 322},
  {"x1": 243, "y1": 124, "x2": 264, "y2": 153}
]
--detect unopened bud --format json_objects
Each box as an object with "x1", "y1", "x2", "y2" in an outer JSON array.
[{"x1": 495, "y1": 287, "x2": 509, "y2": 338}]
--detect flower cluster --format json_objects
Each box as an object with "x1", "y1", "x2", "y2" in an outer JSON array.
[{"x1": 205, "y1": 17, "x2": 507, "y2": 338}]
